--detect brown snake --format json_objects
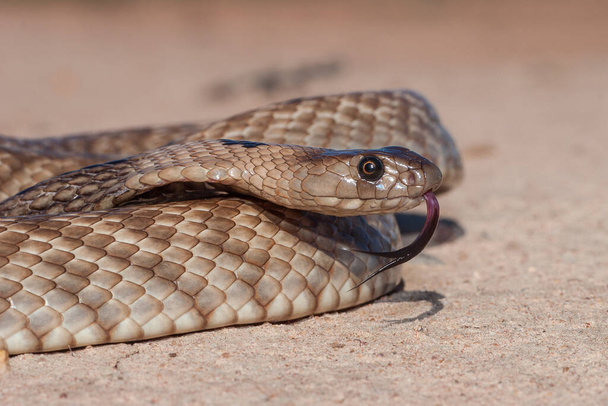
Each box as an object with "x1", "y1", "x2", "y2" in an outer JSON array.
[{"x1": 0, "y1": 90, "x2": 462, "y2": 355}]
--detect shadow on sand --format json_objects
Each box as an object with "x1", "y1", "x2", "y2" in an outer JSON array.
[{"x1": 378, "y1": 283, "x2": 446, "y2": 323}]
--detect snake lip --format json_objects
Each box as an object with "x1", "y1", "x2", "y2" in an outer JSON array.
[{"x1": 351, "y1": 191, "x2": 440, "y2": 290}]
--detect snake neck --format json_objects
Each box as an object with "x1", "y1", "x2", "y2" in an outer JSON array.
[{"x1": 0, "y1": 139, "x2": 441, "y2": 219}]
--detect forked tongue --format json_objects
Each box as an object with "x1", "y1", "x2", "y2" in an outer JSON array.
[{"x1": 351, "y1": 192, "x2": 440, "y2": 290}]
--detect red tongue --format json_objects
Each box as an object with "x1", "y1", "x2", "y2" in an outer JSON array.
[{"x1": 352, "y1": 192, "x2": 440, "y2": 289}]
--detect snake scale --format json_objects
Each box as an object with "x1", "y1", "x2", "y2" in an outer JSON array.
[{"x1": 0, "y1": 90, "x2": 462, "y2": 355}]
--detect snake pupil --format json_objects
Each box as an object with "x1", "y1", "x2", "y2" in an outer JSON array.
[{"x1": 358, "y1": 156, "x2": 384, "y2": 182}]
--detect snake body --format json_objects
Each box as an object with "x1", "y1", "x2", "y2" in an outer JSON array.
[{"x1": 0, "y1": 90, "x2": 462, "y2": 354}]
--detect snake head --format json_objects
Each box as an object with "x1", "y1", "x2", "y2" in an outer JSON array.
[{"x1": 247, "y1": 145, "x2": 443, "y2": 217}]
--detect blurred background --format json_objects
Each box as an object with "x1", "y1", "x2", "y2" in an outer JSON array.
[{"x1": 1, "y1": 0, "x2": 606, "y2": 139}]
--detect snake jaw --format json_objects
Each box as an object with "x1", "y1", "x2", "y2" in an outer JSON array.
[{"x1": 351, "y1": 191, "x2": 440, "y2": 290}]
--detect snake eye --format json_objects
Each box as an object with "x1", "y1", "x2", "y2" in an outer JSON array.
[{"x1": 358, "y1": 156, "x2": 384, "y2": 182}]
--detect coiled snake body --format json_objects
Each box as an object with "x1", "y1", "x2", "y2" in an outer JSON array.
[{"x1": 0, "y1": 90, "x2": 462, "y2": 354}]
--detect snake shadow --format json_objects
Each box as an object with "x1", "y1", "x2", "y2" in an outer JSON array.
[
  {"x1": 395, "y1": 212, "x2": 464, "y2": 247},
  {"x1": 376, "y1": 281, "x2": 445, "y2": 323}
]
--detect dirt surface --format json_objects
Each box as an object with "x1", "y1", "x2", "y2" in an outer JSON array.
[{"x1": 1, "y1": 1, "x2": 607, "y2": 404}]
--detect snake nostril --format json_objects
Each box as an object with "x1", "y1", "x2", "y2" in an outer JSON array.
[{"x1": 402, "y1": 171, "x2": 416, "y2": 186}]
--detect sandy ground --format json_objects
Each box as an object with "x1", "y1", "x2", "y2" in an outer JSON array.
[{"x1": 0, "y1": 1, "x2": 607, "y2": 404}]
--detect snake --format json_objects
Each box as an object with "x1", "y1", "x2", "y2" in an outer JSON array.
[{"x1": 0, "y1": 90, "x2": 462, "y2": 355}]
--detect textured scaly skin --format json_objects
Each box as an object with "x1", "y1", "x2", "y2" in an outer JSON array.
[{"x1": 0, "y1": 90, "x2": 462, "y2": 354}]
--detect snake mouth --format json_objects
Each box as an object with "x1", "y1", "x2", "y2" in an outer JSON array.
[{"x1": 352, "y1": 191, "x2": 440, "y2": 289}]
